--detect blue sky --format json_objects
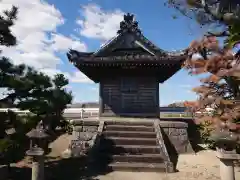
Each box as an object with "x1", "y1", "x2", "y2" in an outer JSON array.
[{"x1": 1, "y1": 0, "x2": 206, "y2": 106}]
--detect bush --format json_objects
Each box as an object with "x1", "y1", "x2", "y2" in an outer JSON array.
[
  {"x1": 0, "y1": 137, "x2": 20, "y2": 164},
  {"x1": 197, "y1": 121, "x2": 216, "y2": 149},
  {"x1": 198, "y1": 121, "x2": 240, "y2": 151},
  {"x1": 60, "y1": 120, "x2": 72, "y2": 134}
]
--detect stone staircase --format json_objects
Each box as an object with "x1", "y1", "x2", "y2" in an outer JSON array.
[{"x1": 96, "y1": 120, "x2": 174, "y2": 172}]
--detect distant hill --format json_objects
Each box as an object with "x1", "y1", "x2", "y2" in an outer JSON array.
[{"x1": 167, "y1": 102, "x2": 186, "y2": 107}]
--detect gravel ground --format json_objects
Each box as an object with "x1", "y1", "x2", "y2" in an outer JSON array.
[
  {"x1": 96, "y1": 150, "x2": 240, "y2": 180},
  {"x1": 49, "y1": 134, "x2": 240, "y2": 180}
]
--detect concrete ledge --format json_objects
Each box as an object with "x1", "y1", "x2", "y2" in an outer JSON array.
[
  {"x1": 160, "y1": 121, "x2": 188, "y2": 128},
  {"x1": 100, "y1": 112, "x2": 160, "y2": 118},
  {"x1": 99, "y1": 117, "x2": 157, "y2": 122},
  {"x1": 216, "y1": 151, "x2": 240, "y2": 160},
  {"x1": 105, "y1": 120, "x2": 154, "y2": 126}
]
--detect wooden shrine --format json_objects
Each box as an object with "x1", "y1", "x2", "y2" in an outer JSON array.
[{"x1": 67, "y1": 13, "x2": 186, "y2": 118}]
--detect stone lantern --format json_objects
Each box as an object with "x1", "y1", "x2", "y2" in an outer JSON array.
[
  {"x1": 210, "y1": 122, "x2": 240, "y2": 180},
  {"x1": 26, "y1": 121, "x2": 49, "y2": 180}
]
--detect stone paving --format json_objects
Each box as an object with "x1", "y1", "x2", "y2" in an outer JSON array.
[{"x1": 50, "y1": 134, "x2": 240, "y2": 180}]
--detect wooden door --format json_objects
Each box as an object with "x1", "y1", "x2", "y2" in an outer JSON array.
[
  {"x1": 121, "y1": 93, "x2": 138, "y2": 113},
  {"x1": 120, "y1": 77, "x2": 138, "y2": 114}
]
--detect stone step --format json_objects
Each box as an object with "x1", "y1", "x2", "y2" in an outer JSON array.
[
  {"x1": 98, "y1": 154, "x2": 164, "y2": 164},
  {"x1": 105, "y1": 121, "x2": 154, "y2": 127},
  {"x1": 102, "y1": 137, "x2": 157, "y2": 146},
  {"x1": 102, "y1": 131, "x2": 156, "y2": 138},
  {"x1": 108, "y1": 162, "x2": 166, "y2": 172},
  {"x1": 99, "y1": 145, "x2": 160, "y2": 154},
  {"x1": 104, "y1": 125, "x2": 155, "y2": 132}
]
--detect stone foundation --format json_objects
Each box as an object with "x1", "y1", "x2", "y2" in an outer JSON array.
[
  {"x1": 68, "y1": 118, "x2": 194, "y2": 156},
  {"x1": 160, "y1": 120, "x2": 193, "y2": 154},
  {"x1": 70, "y1": 120, "x2": 99, "y2": 157}
]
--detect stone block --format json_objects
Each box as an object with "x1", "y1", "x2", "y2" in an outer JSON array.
[
  {"x1": 160, "y1": 121, "x2": 192, "y2": 154},
  {"x1": 70, "y1": 122, "x2": 99, "y2": 157}
]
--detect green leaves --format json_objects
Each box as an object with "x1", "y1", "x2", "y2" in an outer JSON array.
[
  {"x1": 0, "y1": 5, "x2": 73, "y2": 164},
  {"x1": 225, "y1": 23, "x2": 240, "y2": 48},
  {"x1": 0, "y1": 57, "x2": 73, "y2": 132},
  {"x1": 0, "y1": 6, "x2": 18, "y2": 47},
  {"x1": 53, "y1": 74, "x2": 69, "y2": 88}
]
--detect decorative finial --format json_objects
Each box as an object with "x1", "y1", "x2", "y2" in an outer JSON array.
[
  {"x1": 124, "y1": 13, "x2": 134, "y2": 23},
  {"x1": 117, "y1": 13, "x2": 141, "y2": 34}
]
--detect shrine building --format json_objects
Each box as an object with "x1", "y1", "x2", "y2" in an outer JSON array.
[{"x1": 67, "y1": 13, "x2": 186, "y2": 118}]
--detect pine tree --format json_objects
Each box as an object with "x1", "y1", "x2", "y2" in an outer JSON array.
[
  {"x1": 0, "y1": 6, "x2": 17, "y2": 47},
  {"x1": 0, "y1": 5, "x2": 21, "y2": 168},
  {"x1": 0, "y1": 6, "x2": 73, "y2": 168}
]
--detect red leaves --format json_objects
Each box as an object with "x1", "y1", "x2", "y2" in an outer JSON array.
[
  {"x1": 184, "y1": 100, "x2": 198, "y2": 107},
  {"x1": 203, "y1": 36, "x2": 219, "y2": 50},
  {"x1": 200, "y1": 75, "x2": 220, "y2": 83},
  {"x1": 184, "y1": 36, "x2": 240, "y2": 132}
]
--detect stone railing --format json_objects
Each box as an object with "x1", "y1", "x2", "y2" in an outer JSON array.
[
  {"x1": 160, "y1": 120, "x2": 193, "y2": 154},
  {"x1": 154, "y1": 120, "x2": 174, "y2": 173}
]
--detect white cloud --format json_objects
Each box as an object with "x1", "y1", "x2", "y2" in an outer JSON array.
[
  {"x1": 76, "y1": 4, "x2": 124, "y2": 41},
  {"x1": 0, "y1": 0, "x2": 87, "y2": 74},
  {"x1": 40, "y1": 68, "x2": 70, "y2": 78},
  {"x1": 36, "y1": 68, "x2": 94, "y2": 85},
  {"x1": 50, "y1": 33, "x2": 87, "y2": 52},
  {"x1": 70, "y1": 71, "x2": 94, "y2": 83}
]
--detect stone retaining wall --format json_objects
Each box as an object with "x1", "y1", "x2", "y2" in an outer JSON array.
[
  {"x1": 160, "y1": 120, "x2": 193, "y2": 154},
  {"x1": 70, "y1": 120, "x2": 99, "y2": 157}
]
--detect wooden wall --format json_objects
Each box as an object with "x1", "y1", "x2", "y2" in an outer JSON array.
[{"x1": 99, "y1": 76, "x2": 159, "y2": 117}]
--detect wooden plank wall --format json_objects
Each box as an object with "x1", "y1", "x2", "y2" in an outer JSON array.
[{"x1": 99, "y1": 76, "x2": 159, "y2": 117}]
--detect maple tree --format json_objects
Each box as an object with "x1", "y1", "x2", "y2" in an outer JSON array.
[
  {"x1": 183, "y1": 36, "x2": 240, "y2": 142},
  {"x1": 165, "y1": 0, "x2": 240, "y2": 148}
]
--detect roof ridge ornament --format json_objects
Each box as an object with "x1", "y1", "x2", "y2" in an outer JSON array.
[{"x1": 117, "y1": 13, "x2": 141, "y2": 34}]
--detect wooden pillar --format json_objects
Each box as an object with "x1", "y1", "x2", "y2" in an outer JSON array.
[{"x1": 156, "y1": 82, "x2": 160, "y2": 118}]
